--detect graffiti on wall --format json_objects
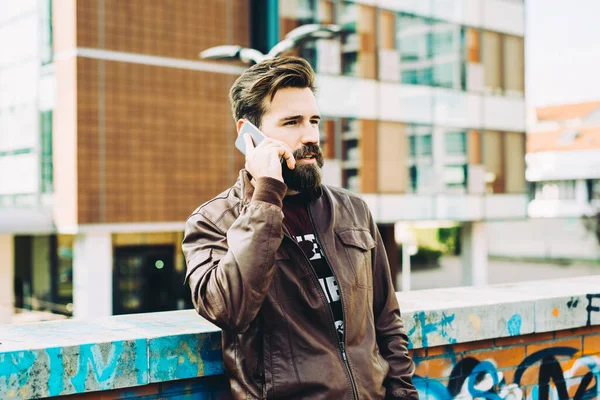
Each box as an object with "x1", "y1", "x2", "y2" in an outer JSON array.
[
  {"x1": 0, "y1": 333, "x2": 222, "y2": 399},
  {"x1": 414, "y1": 347, "x2": 600, "y2": 400},
  {"x1": 586, "y1": 294, "x2": 600, "y2": 327}
]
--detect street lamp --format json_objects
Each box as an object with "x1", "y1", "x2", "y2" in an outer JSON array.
[{"x1": 199, "y1": 24, "x2": 342, "y2": 65}]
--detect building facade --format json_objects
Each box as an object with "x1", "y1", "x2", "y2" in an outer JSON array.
[
  {"x1": 0, "y1": 0, "x2": 527, "y2": 323},
  {"x1": 527, "y1": 101, "x2": 600, "y2": 218},
  {"x1": 487, "y1": 101, "x2": 600, "y2": 262},
  {"x1": 280, "y1": 0, "x2": 527, "y2": 283}
]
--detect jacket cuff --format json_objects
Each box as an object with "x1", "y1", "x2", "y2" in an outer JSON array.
[{"x1": 252, "y1": 177, "x2": 287, "y2": 208}]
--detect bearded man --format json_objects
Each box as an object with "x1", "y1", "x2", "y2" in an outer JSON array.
[{"x1": 182, "y1": 56, "x2": 417, "y2": 400}]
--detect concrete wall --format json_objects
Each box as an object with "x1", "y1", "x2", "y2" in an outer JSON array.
[
  {"x1": 2, "y1": 276, "x2": 599, "y2": 399},
  {"x1": 47, "y1": 326, "x2": 600, "y2": 400},
  {"x1": 487, "y1": 218, "x2": 600, "y2": 261}
]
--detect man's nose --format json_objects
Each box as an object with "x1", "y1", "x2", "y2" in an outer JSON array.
[{"x1": 300, "y1": 124, "x2": 320, "y2": 145}]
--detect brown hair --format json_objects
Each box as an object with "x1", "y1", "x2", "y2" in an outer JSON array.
[{"x1": 229, "y1": 56, "x2": 316, "y2": 128}]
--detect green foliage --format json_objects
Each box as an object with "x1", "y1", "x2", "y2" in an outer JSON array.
[
  {"x1": 437, "y1": 226, "x2": 461, "y2": 255},
  {"x1": 398, "y1": 245, "x2": 443, "y2": 267}
]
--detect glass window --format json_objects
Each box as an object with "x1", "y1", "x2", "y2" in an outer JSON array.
[
  {"x1": 430, "y1": 25, "x2": 460, "y2": 57},
  {"x1": 588, "y1": 179, "x2": 600, "y2": 202},
  {"x1": 342, "y1": 49, "x2": 358, "y2": 76},
  {"x1": 409, "y1": 134, "x2": 432, "y2": 157},
  {"x1": 344, "y1": 139, "x2": 360, "y2": 162},
  {"x1": 407, "y1": 124, "x2": 432, "y2": 157},
  {"x1": 444, "y1": 164, "x2": 468, "y2": 190},
  {"x1": 40, "y1": 111, "x2": 53, "y2": 193},
  {"x1": 343, "y1": 169, "x2": 359, "y2": 192},
  {"x1": 407, "y1": 124, "x2": 434, "y2": 193},
  {"x1": 397, "y1": 13, "x2": 432, "y2": 85},
  {"x1": 432, "y1": 62, "x2": 459, "y2": 89},
  {"x1": 279, "y1": 0, "x2": 318, "y2": 66},
  {"x1": 408, "y1": 164, "x2": 434, "y2": 193},
  {"x1": 397, "y1": 14, "x2": 430, "y2": 62},
  {"x1": 445, "y1": 131, "x2": 467, "y2": 156},
  {"x1": 40, "y1": 0, "x2": 53, "y2": 65},
  {"x1": 339, "y1": 2, "x2": 362, "y2": 77},
  {"x1": 341, "y1": 118, "x2": 360, "y2": 190},
  {"x1": 397, "y1": 14, "x2": 465, "y2": 89},
  {"x1": 534, "y1": 181, "x2": 576, "y2": 201}
]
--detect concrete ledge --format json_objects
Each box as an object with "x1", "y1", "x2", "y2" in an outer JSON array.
[
  {"x1": 1, "y1": 276, "x2": 599, "y2": 399},
  {"x1": 399, "y1": 276, "x2": 600, "y2": 348}
]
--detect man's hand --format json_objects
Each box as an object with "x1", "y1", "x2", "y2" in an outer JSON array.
[{"x1": 244, "y1": 134, "x2": 295, "y2": 182}]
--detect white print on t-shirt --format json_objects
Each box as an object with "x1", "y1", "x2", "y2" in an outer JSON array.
[
  {"x1": 295, "y1": 234, "x2": 322, "y2": 260},
  {"x1": 318, "y1": 276, "x2": 340, "y2": 304},
  {"x1": 335, "y1": 320, "x2": 344, "y2": 336}
]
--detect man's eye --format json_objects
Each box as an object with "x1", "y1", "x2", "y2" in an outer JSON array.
[
  {"x1": 284, "y1": 120, "x2": 297, "y2": 126},
  {"x1": 311, "y1": 120, "x2": 320, "y2": 125}
]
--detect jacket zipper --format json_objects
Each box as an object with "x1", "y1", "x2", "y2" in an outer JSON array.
[
  {"x1": 283, "y1": 230, "x2": 358, "y2": 400},
  {"x1": 307, "y1": 206, "x2": 359, "y2": 400}
]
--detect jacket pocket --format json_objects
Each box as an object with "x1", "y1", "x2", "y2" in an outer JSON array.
[
  {"x1": 336, "y1": 229, "x2": 376, "y2": 288},
  {"x1": 183, "y1": 248, "x2": 212, "y2": 286}
]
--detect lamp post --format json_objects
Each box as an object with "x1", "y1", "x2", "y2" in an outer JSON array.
[{"x1": 199, "y1": 24, "x2": 342, "y2": 65}]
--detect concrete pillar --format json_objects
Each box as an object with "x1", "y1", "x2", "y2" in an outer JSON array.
[
  {"x1": 0, "y1": 234, "x2": 14, "y2": 324},
  {"x1": 73, "y1": 232, "x2": 112, "y2": 318},
  {"x1": 461, "y1": 221, "x2": 488, "y2": 286}
]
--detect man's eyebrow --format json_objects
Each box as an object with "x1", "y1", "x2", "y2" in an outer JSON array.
[
  {"x1": 280, "y1": 115, "x2": 302, "y2": 121},
  {"x1": 279, "y1": 115, "x2": 322, "y2": 121}
]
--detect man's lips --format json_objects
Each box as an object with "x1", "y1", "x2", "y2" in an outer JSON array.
[{"x1": 296, "y1": 153, "x2": 317, "y2": 164}]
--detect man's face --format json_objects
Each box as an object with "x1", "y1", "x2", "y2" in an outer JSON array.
[{"x1": 258, "y1": 87, "x2": 324, "y2": 193}]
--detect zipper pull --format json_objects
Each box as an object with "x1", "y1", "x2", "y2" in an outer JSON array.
[{"x1": 340, "y1": 342, "x2": 347, "y2": 361}]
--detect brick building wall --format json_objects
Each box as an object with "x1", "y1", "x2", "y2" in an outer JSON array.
[{"x1": 53, "y1": 0, "x2": 249, "y2": 227}]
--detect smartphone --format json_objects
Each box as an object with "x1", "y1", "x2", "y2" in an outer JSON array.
[{"x1": 235, "y1": 120, "x2": 266, "y2": 155}]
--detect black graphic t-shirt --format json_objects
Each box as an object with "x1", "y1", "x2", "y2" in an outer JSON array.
[{"x1": 282, "y1": 194, "x2": 344, "y2": 343}]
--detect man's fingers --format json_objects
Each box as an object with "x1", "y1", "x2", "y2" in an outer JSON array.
[
  {"x1": 264, "y1": 142, "x2": 294, "y2": 165},
  {"x1": 250, "y1": 138, "x2": 295, "y2": 169},
  {"x1": 281, "y1": 148, "x2": 295, "y2": 170},
  {"x1": 243, "y1": 134, "x2": 255, "y2": 154}
]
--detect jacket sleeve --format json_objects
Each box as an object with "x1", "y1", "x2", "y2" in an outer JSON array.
[
  {"x1": 182, "y1": 178, "x2": 287, "y2": 333},
  {"x1": 366, "y1": 203, "x2": 418, "y2": 400}
]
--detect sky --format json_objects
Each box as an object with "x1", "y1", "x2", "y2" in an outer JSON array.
[{"x1": 526, "y1": 0, "x2": 600, "y2": 107}]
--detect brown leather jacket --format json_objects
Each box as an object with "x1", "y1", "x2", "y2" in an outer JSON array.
[{"x1": 183, "y1": 171, "x2": 417, "y2": 400}]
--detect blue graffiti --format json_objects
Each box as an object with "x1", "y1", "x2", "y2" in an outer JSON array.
[
  {"x1": 150, "y1": 332, "x2": 223, "y2": 382},
  {"x1": 47, "y1": 347, "x2": 64, "y2": 396},
  {"x1": 414, "y1": 375, "x2": 452, "y2": 400},
  {"x1": 408, "y1": 312, "x2": 457, "y2": 348},
  {"x1": 507, "y1": 314, "x2": 522, "y2": 336},
  {"x1": 0, "y1": 351, "x2": 37, "y2": 389},
  {"x1": 71, "y1": 341, "x2": 124, "y2": 392},
  {"x1": 134, "y1": 339, "x2": 147, "y2": 385},
  {"x1": 467, "y1": 360, "x2": 502, "y2": 400},
  {"x1": 416, "y1": 347, "x2": 600, "y2": 400}
]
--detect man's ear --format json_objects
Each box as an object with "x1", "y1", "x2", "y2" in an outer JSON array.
[{"x1": 236, "y1": 119, "x2": 246, "y2": 136}]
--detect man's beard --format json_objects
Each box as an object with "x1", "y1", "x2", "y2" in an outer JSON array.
[{"x1": 281, "y1": 143, "x2": 325, "y2": 193}]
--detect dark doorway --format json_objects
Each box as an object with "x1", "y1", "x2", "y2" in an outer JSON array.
[{"x1": 113, "y1": 245, "x2": 177, "y2": 315}]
